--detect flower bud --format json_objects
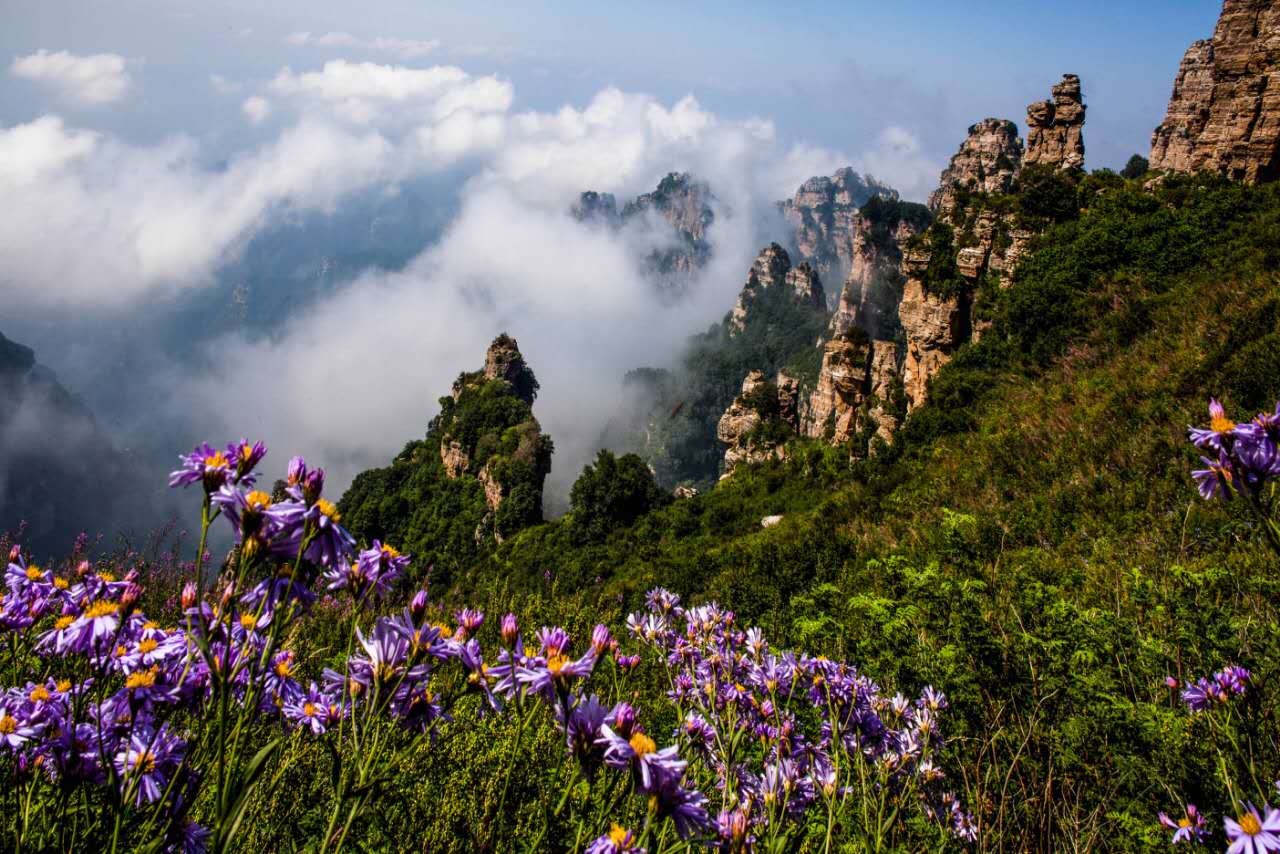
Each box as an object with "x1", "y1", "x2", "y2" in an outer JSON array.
[
  {"x1": 303, "y1": 468, "x2": 326, "y2": 505},
  {"x1": 591, "y1": 623, "x2": 612, "y2": 656},
  {"x1": 410, "y1": 589, "x2": 429, "y2": 621},
  {"x1": 1165, "y1": 676, "x2": 1179, "y2": 689},
  {"x1": 120, "y1": 582, "x2": 143, "y2": 615},
  {"x1": 123, "y1": 568, "x2": 140, "y2": 584},
  {"x1": 181, "y1": 581, "x2": 198, "y2": 610},
  {"x1": 287, "y1": 455, "x2": 307, "y2": 486},
  {"x1": 8, "y1": 545, "x2": 20, "y2": 562},
  {"x1": 75, "y1": 560, "x2": 91, "y2": 578},
  {"x1": 500, "y1": 613, "x2": 519, "y2": 647},
  {"x1": 610, "y1": 702, "x2": 636, "y2": 738}
]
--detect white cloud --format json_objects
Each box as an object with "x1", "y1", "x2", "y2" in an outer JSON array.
[
  {"x1": 269, "y1": 61, "x2": 511, "y2": 127},
  {"x1": 285, "y1": 31, "x2": 440, "y2": 59},
  {"x1": 0, "y1": 116, "x2": 97, "y2": 186},
  {"x1": 10, "y1": 49, "x2": 132, "y2": 104},
  {"x1": 0, "y1": 117, "x2": 393, "y2": 305},
  {"x1": 850, "y1": 125, "x2": 943, "y2": 201},
  {"x1": 241, "y1": 95, "x2": 271, "y2": 124}
]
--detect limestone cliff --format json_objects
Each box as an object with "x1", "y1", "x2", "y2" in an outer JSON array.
[{"x1": 1150, "y1": 0, "x2": 1280, "y2": 184}]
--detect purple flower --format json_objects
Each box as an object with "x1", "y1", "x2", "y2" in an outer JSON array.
[
  {"x1": 562, "y1": 695, "x2": 609, "y2": 776},
  {"x1": 598, "y1": 724, "x2": 686, "y2": 793},
  {"x1": 585, "y1": 825, "x2": 643, "y2": 854},
  {"x1": 113, "y1": 724, "x2": 185, "y2": 805},
  {"x1": 227, "y1": 439, "x2": 267, "y2": 483},
  {"x1": 1189, "y1": 399, "x2": 1239, "y2": 452},
  {"x1": 170, "y1": 818, "x2": 211, "y2": 854},
  {"x1": 324, "y1": 541, "x2": 407, "y2": 602},
  {"x1": 1225, "y1": 803, "x2": 1280, "y2": 854},
  {"x1": 455, "y1": 608, "x2": 484, "y2": 639},
  {"x1": 169, "y1": 442, "x2": 237, "y2": 493},
  {"x1": 302, "y1": 498, "x2": 355, "y2": 567},
  {"x1": 1159, "y1": 803, "x2": 1208, "y2": 844},
  {"x1": 0, "y1": 703, "x2": 43, "y2": 749},
  {"x1": 460, "y1": 638, "x2": 501, "y2": 715},
  {"x1": 590, "y1": 624, "x2": 613, "y2": 656},
  {"x1": 283, "y1": 682, "x2": 333, "y2": 735}
]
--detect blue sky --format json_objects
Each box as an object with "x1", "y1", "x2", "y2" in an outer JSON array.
[{"x1": 2, "y1": 0, "x2": 1221, "y2": 173}]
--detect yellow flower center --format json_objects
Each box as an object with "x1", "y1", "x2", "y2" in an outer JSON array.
[
  {"x1": 629, "y1": 732, "x2": 656, "y2": 757},
  {"x1": 56, "y1": 680, "x2": 71, "y2": 692},
  {"x1": 53, "y1": 577, "x2": 68, "y2": 590},
  {"x1": 380, "y1": 544, "x2": 400, "y2": 559},
  {"x1": 245, "y1": 491, "x2": 272, "y2": 511},
  {"x1": 29, "y1": 686, "x2": 50, "y2": 703},
  {"x1": 0, "y1": 716, "x2": 15, "y2": 735},
  {"x1": 1211, "y1": 415, "x2": 1236, "y2": 434},
  {"x1": 98, "y1": 573, "x2": 116, "y2": 583},
  {"x1": 54, "y1": 616, "x2": 75, "y2": 630},
  {"x1": 239, "y1": 443, "x2": 255, "y2": 461},
  {"x1": 275, "y1": 660, "x2": 293, "y2": 678},
  {"x1": 302, "y1": 702, "x2": 319, "y2": 717},
  {"x1": 205, "y1": 451, "x2": 229, "y2": 469},
  {"x1": 316, "y1": 498, "x2": 341, "y2": 522},
  {"x1": 125, "y1": 669, "x2": 157, "y2": 691},
  {"x1": 143, "y1": 621, "x2": 159, "y2": 630},
  {"x1": 137, "y1": 638, "x2": 158, "y2": 655},
  {"x1": 134, "y1": 750, "x2": 156, "y2": 772},
  {"x1": 239, "y1": 614, "x2": 257, "y2": 630},
  {"x1": 1240, "y1": 812, "x2": 1263, "y2": 836},
  {"x1": 608, "y1": 825, "x2": 630, "y2": 845},
  {"x1": 25, "y1": 566, "x2": 42, "y2": 580},
  {"x1": 1178, "y1": 817, "x2": 1191, "y2": 829},
  {"x1": 434, "y1": 623, "x2": 453, "y2": 639},
  {"x1": 83, "y1": 601, "x2": 119, "y2": 620},
  {"x1": 547, "y1": 654, "x2": 569, "y2": 676}
]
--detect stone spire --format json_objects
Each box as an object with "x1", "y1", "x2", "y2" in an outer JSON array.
[{"x1": 1024, "y1": 74, "x2": 1086, "y2": 170}]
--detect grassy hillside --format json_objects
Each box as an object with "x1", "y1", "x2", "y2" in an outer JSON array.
[{"x1": 445, "y1": 173, "x2": 1280, "y2": 849}]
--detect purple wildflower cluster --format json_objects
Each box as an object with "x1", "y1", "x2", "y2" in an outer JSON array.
[
  {"x1": 1173, "y1": 665, "x2": 1251, "y2": 712},
  {"x1": 624, "y1": 587, "x2": 977, "y2": 848},
  {"x1": 1189, "y1": 399, "x2": 1280, "y2": 502}
]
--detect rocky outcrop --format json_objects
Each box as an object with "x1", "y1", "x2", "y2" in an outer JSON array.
[
  {"x1": 717, "y1": 370, "x2": 793, "y2": 477},
  {"x1": 780, "y1": 168, "x2": 899, "y2": 286},
  {"x1": 729, "y1": 244, "x2": 826, "y2": 335},
  {"x1": 1024, "y1": 75, "x2": 1087, "y2": 170},
  {"x1": 927, "y1": 119, "x2": 1023, "y2": 218},
  {"x1": 1150, "y1": 1, "x2": 1280, "y2": 184},
  {"x1": 803, "y1": 334, "x2": 870, "y2": 445},
  {"x1": 899, "y1": 271, "x2": 966, "y2": 410},
  {"x1": 441, "y1": 441, "x2": 469, "y2": 478},
  {"x1": 482, "y1": 334, "x2": 538, "y2": 404},
  {"x1": 571, "y1": 191, "x2": 621, "y2": 227}
]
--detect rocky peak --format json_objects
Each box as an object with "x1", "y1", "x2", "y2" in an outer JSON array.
[
  {"x1": 728, "y1": 244, "x2": 826, "y2": 335},
  {"x1": 483, "y1": 334, "x2": 538, "y2": 404},
  {"x1": 1024, "y1": 74, "x2": 1087, "y2": 171},
  {"x1": 780, "y1": 168, "x2": 899, "y2": 286},
  {"x1": 621, "y1": 172, "x2": 715, "y2": 243},
  {"x1": 927, "y1": 119, "x2": 1023, "y2": 219},
  {"x1": 571, "y1": 191, "x2": 621, "y2": 227},
  {"x1": 1150, "y1": 0, "x2": 1280, "y2": 184}
]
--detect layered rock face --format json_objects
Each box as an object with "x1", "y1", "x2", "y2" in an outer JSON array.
[
  {"x1": 729, "y1": 244, "x2": 826, "y2": 334},
  {"x1": 1024, "y1": 75, "x2": 1087, "y2": 170},
  {"x1": 483, "y1": 333, "x2": 537, "y2": 403},
  {"x1": 780, "y1": 168, "x2": 899, "y2": 286},
  {"x1": 898, "y1": 271, "x2": 966, "y2": 409},
  {"x1": 927, "y1": 119, "x2": 1023, "y2": 218},
  {"x1": 1150, "y1": 0, "x2": 1280, "y2": 183}
]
